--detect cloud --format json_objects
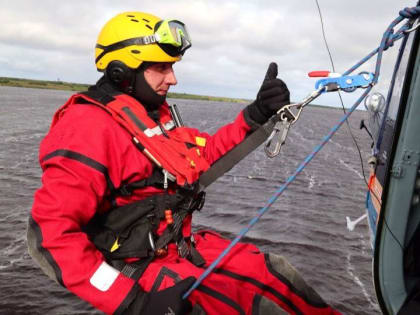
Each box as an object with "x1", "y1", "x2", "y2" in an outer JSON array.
[{"x1": 0, "y1": 0, "x2": 416, "y2": 105}]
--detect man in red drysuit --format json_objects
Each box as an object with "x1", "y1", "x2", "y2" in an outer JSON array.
[{"x1": 27, "y1": 11, "x2": 341, "y2": 315}]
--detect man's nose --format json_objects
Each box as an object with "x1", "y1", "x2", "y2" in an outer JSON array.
[{"x1": 166, "y1": 68, "x2": 177, "y2": 86}]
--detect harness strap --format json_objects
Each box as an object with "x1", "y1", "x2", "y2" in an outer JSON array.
[
  {"x1": 154, "y1": 196, "x2": 206, "y2": 267},
  {"x1": 116, "y1": 168, "x2": 165, "y2": 196},
  {"x1": 198, "y1": 117, "x2": 276, "y2": 190},
  {"x1": 111, "y1": 257, "x2": 154, "y2": 281},
  {"x1": 81, "y1": 83, "x2": 119, "y2": 104}
]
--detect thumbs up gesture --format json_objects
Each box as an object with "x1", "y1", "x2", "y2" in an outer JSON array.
[{"x1": 246, "y1": 62, "x2": 290, "y2": 124}]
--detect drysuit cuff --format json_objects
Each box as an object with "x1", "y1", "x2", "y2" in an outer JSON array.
[{"x1": 243, "y1": 105, "x2": 263, "y2": 131}]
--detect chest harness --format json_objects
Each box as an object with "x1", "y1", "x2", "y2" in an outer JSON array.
[{"x1": 54, "y1": 84, "x2": 210, "y2": 279}]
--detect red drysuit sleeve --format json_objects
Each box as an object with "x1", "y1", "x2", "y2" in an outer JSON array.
[{"x1": 186, "y1": 110, "x2": 253, "y2": 165}]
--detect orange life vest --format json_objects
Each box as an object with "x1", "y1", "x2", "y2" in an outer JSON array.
[{"x1": 52, "y1": 89, "x2": 211, "y2": 187}]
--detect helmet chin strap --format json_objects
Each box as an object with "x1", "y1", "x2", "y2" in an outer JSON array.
[
  {"x1": 133, "y1": 62, "x2": 166, "y2": 113},
  {"x1": 99, "y1": 62, "x2": 166, "y2": 116}
]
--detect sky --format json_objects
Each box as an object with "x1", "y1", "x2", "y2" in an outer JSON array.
[{"x1": 0, "y1": 0, "x2": 417, "y2": 107}]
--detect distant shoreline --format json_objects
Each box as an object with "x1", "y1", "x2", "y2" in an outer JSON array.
[
  {"x1": 0, "y1": 77, "x2": 249, "y2": 104},
  {"x1": 0, "y1": 76, "x2": 360, "y2": 110}
]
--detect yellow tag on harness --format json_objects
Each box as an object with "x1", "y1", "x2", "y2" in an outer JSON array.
[
  {"x1": 195, "y1": 137, "x2": 206, "y2": 147},
  {"x1": 110, "y1": 238, "x2": 120, "y2": 252}
]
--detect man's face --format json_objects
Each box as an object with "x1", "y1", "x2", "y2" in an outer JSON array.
[{"x1": 143, "y1": 62, "x2": 177, "y2": 96}]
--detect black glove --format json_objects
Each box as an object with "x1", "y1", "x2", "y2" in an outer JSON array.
[
  {"x1": 125, "y1": 277, "x2": 195, "y2": 315},
  {"x1": 246, "y1": 62, "x2": 290, "y2": 124}
]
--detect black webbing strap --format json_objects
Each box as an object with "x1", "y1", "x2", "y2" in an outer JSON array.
[
  {"x1": 116, "y1": 168, "x2": 165, "y2": 196},
  {"x1": 95, "y1": 37, "x2": 154, "y2": 64},
  {"x1": 80, "y1": 83, "x2": 122, "y2": 105},
  {"x1": 155, "y1": 210, "x2": 187, "y2": 250},
  {"x1": 111, "y1": 257, "x2": 154, "y2": 281},
  {"x1": 155, "y1": 208, "x2": 206, "y2": 267},
  {"x1": 198, "y1": 117, "x2": 276, "y2": 189}
]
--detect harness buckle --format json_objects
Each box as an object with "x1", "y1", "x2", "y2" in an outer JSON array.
[
  {"x1": 149, "y1": 231, "x2": 168, "y2": 256},
  {"x1": 148, "y1": 231, "x2": 156, "y2": 251},
  {"x1": 176, "y1": 238, "x2": 190, "y2": 258}
]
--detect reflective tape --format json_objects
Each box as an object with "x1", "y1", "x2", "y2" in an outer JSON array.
[
  {"x1": 90, "y1": 262, "x2": 120, "y2": 292},
  {"x1": 144, "y1": 120, "x2": 176, "y2": 137}
]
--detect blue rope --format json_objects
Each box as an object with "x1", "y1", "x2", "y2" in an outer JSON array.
[
  {"x1": 183, "y1": 6, "x2": 420, "y2": 299},
  {"x1": 184, "y1": 87, "x2": 372, "y2": 298},
  {"x1": 344, "y1": 6, "x2": 420, "y2": 78},
  {"x1": 399, "y1": 6, "x2": 420, "y2": 19}
]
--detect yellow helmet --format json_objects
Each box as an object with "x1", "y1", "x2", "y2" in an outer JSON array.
[{"x1": 95, "y1": 12, "x2": 191, "y2": 72}]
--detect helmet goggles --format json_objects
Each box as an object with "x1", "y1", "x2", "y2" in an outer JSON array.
[
  {"x1": 95, "y1": 19, "x2": 191, "y2": 65},
  {"x1": 155, "y1": 20, "x2": 191, "y2": 50}
]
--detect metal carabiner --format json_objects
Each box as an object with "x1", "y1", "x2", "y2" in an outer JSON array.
[
  {"x1": 148, "y1": 231, "x2": 156, "y2": 251},
  {"x1": 263, "y1": 87, "x2": 324, "y2": 158},
  {"x1": 264, "y1": 104, "x2": 299, "y2": 158},
  {"x1": 264, "y1": 120, "x2": 291, "y2": 158},
  {"x1": 263, "y1": 105, "x2": 299, "y2": 158},
  {"x1": 280, "y1": 104, "x2": 304, "y2": 125}
]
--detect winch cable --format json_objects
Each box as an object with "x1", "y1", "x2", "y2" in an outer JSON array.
[
  {"x1": 320, "y1": 4, "x2": 417, "y2": 250},
  {"x1": 315, "y1": 0, "x2": 370, "y2": 190},
  {"x1": 315, "y1": 1, "x2": 414, "y2": 253},
  {"x1": 183, "y1": 6, "x2": 420, "y2": 298},
  {"x1": 313, "y1": 2, "x2": 405, "y2": 244}
]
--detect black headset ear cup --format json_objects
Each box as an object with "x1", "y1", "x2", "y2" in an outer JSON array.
[{"x1": 106, "y1": 61, "x2": 132, "y2": 84}]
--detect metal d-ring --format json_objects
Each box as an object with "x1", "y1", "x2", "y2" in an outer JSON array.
[{"x1": 404, "y1": 18, "x2": 420, "y2": 33}]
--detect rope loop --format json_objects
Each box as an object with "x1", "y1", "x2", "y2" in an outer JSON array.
[
  {"x1": 383, "y1": 29, "x2": 395, "y2": 51},
  {"x1": 399, "y1": 6, "x2": 420, "y2": 19}
]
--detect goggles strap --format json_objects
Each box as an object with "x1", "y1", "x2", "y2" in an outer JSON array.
[{"x1": 95, "y1": 36, "x2": 158, "y2": 64}]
